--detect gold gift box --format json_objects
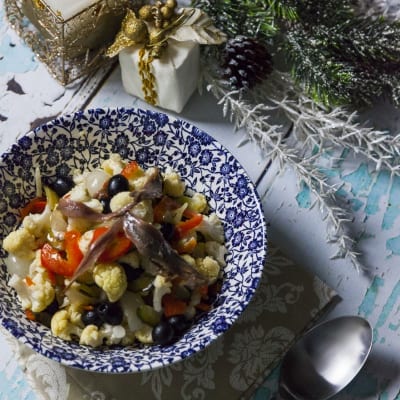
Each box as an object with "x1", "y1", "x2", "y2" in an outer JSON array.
[{"x1": 5, "y1": 0, "x2": 139, "y2": 85}]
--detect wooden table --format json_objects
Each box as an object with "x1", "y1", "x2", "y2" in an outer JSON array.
[{"x1": 1, "y1": 2, "x2": 400, "y2": 398}]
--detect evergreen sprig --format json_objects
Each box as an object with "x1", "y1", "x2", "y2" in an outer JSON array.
[
  {"x1": 193, "y1": 0, "x2": 400, "y2": 107},
  {"x1": 191, "y1": 0, "x2": 295, "y2": 41},
  {"x1": 285, "y1": 11, "x2": 400, "y2": 106}
]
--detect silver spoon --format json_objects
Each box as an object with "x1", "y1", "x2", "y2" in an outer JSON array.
[{"x1": 277, "y1": 316, "x2": 373, "y2": 400}]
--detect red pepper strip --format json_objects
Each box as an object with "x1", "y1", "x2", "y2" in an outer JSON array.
[
  {"x1": 174, "y1": 214, "x2": 203, "y2": 239},
  {"x1": 20, "y1": 197, "x2": 47, "y2": 218},
  {"x1": 25, "y1": 309, "x2": 36, "y2": 321},
  {"x1": 182, "y1": 208, "x2": 199, "y2": 219},
  {"x1": 41, "y1": 230, "x2": 84, "y2": 277},
  {"x1": 91, "y1": 226, "x2": 133, "y2": 263},
  {"x1": 162, "y1": 293, "x2": 187, "y2": 317},
  {"x1": 121, "y1": 160, "x2": 142, "y2": 179}
]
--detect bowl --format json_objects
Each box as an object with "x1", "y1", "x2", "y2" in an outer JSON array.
[{"x1": 0, "y1": 107, "x2": 267, "y2": 373}]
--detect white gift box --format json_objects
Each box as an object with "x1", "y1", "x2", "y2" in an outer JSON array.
[{"x1": 119, "y1": 39, "x2": 200, "y2": 113}]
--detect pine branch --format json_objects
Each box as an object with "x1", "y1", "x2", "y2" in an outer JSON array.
[
  {"x1": 284, "y1": 3, "x2": 400, "y2": 106},
  {"x1": 290, "y1": 0, "x2": 356, "y2": 26},
  {"x1": 191, "y1": 0, "x2": 296, "y2": 40}
]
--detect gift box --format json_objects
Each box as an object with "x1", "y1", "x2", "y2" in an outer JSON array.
[
  {"x1": 119, "y1": 40, "x2": 200, "y2": 113},
  {"x1": 5, "y1": 0, "x2": 139, "y2": 85},
  {"x1": 106, "y1": 5, "x2": 226, "y2": 113}
]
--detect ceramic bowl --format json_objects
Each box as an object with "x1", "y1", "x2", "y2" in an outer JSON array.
[{"x1": 0, "y1": 108, "x2": 267, "y2": 373}]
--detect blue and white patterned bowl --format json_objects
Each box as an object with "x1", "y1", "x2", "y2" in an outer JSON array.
[{"x1": 0, "y1": 108, "x2": 267, "y2": 373}]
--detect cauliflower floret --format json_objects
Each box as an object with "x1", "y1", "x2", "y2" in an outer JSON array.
[
  {"x1": 49, "y1": 209, "x2": 68, "y2": 241},
  {"x1": 3, "y1": 228, "x2": 37, "y2": 260},
  {"x1": 165, "y1": 203, "x2": 187, "y2": 225},
  {"x1": 22, "y1": 205, "x2": 51, "y2": 239},
  {"x1": 8, "y1": 275, "x2": 32, "y2": 310},
  {"x1": 5, "y1": 253, "x2": 32, "y2": 277},
  {"x1": 4, "y1": 204, "x2": 52, "y2": 259},
  {"x1": 67, "y1": 198, "x2": 103, "y2": 232},
  {"x1": 66, "y1": 303, "x2": 84, "y2": 326},
  {"x1": 131, "y1": 167, "x2": 158, "y2": 191},
  {"x1": 109, "y1": 194, "x2": 153, "y2": 222},
  {"x1": 163, "y1": 167, "x2": 185, "y2": 197},
  {"x1": 79, "y1": 324, "x2": 127, "y2": 347},
  {"x1": 84, "y1": 198, "x2": 103, "y2": 213},
  {"x1": 100, "y1": 324, "x2": 126, "y2": 345},
  {"x1": 69, "y1": 182, "x2": 89, "y2": 202},
  {"x1": 196, "y1": 213, "x2": 225, "y2": 243},
  {"x1": 135, "y1": 324, "x2": 154, "y2": 344},
  {"x1": 109, "y1": 191, "x2": 132, "y2": 212},
  {"x1": 119, "y1": 291, "x2": 145, "y2": 332},
  {"x1": 72, "y1": 169, "x2": 85, "y2": 185},
  {"x1": 121, "y1": 328, "x2": 137, "y2": 346},
  {"x1": 205, "y1": 241, "x2": 227, "y2": 267},
  {"x1": 195, "y1": 256, "x2": 220, "y2": 284},
  {"x1": 93, "y1": 263, "x2": 127, "y2": 302},
  {"x1": 101, "y1": 153, "x2": 124, "y2": 176},
  {"x1": 79, "y1": 324, "x2": 103, "y2": 347},
  {"x1": 78, "y1": 230, "x2": 95, "y2": 255},
  {"x1": 183, "y1": 193, "x2": 208, "y2": 213},
  {"x1": 29, "y1": 269, "x2": 56, "y2": 312},
  {"x1": 152, "y1": 275, "x2": 172, "y2": 312},
  {"x1": 9, "y1": 254, "x2": 55, "y2": 312},
  {"x1": 51, "y1": 309, "x2": 82, "y2": 341},
  {"x1": 131, "y1": 199, "x2": 153, "y2": 222}
]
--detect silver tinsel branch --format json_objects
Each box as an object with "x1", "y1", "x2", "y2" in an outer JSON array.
[{"x1": 202, "y1": 57, "x2": 400, "y2": 269}]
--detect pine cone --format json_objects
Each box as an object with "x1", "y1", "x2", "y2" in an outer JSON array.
[{"x1": 221, "y1": 35, "x2": 273, "y2": 90}]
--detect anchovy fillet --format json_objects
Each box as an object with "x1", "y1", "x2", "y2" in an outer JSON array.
[{"x1": 123, "y1": 212, "x2": 207, "y2": 289}]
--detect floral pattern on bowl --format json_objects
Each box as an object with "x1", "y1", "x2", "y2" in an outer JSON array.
[{"x1": 0, "y1": 108, "x2": 267, "y2": 373}]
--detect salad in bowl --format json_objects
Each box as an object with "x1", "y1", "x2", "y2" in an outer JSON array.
[
  {"x1": 4, "y1": 154, "x2": 226, "y2": 348},
  {"x1": 0, "y1": 108, "x2": 266, "y2": 372}
]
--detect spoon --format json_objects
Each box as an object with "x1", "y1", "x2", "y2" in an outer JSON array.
[{"x1": 277, "y1": 316, "x2": 373, "y2": 400}]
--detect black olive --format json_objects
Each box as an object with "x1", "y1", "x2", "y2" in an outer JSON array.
[
  {"x1": 168, "y1": 315, "x2": 191, "y2": 336},
  {"x1": 204, "y1": 291, "x2": 218, "y2": 305},
  {"x1": 81, "y1": 309, "x2": 103, "y2": 327},
  {"x1": 99, "y1": 197, "x2": 111, "y2": 214},
  {"x1": 50, "y1": 176, "x2": 74, "y2": 197},
  {"x1": 152, "y1": 321, "x2": 175, "y2": 345},
  {"x1": 119, "y1": 262, "x2": 144, "y2": 282},
  {"x1": 96, "y1": 301, "x2": 123, "y2": 325},
  {"x1": 36, "y1": 299, "x2": 60, "y2": 327},
  {"x1": 160, "y1": 223, "x2": 175, "y2": 241},
  {"x1": 44, "y1": 298, "x2": 59, "y2": 315},
  {"x1": 107, "y1": 174, "x2": 129, "y2": 197}
]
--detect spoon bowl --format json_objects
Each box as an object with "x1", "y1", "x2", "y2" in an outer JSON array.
[{"x1": 278, "y1": 316, "x2": 373, "y2": 400}]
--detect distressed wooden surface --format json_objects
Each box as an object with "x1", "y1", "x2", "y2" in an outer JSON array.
[
  {"x1": 2, "y1": 0, "x2": 400, "y2": 398},
  {"x1": 257, "y1": 101, "x2": 400, "y2": 399}
]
